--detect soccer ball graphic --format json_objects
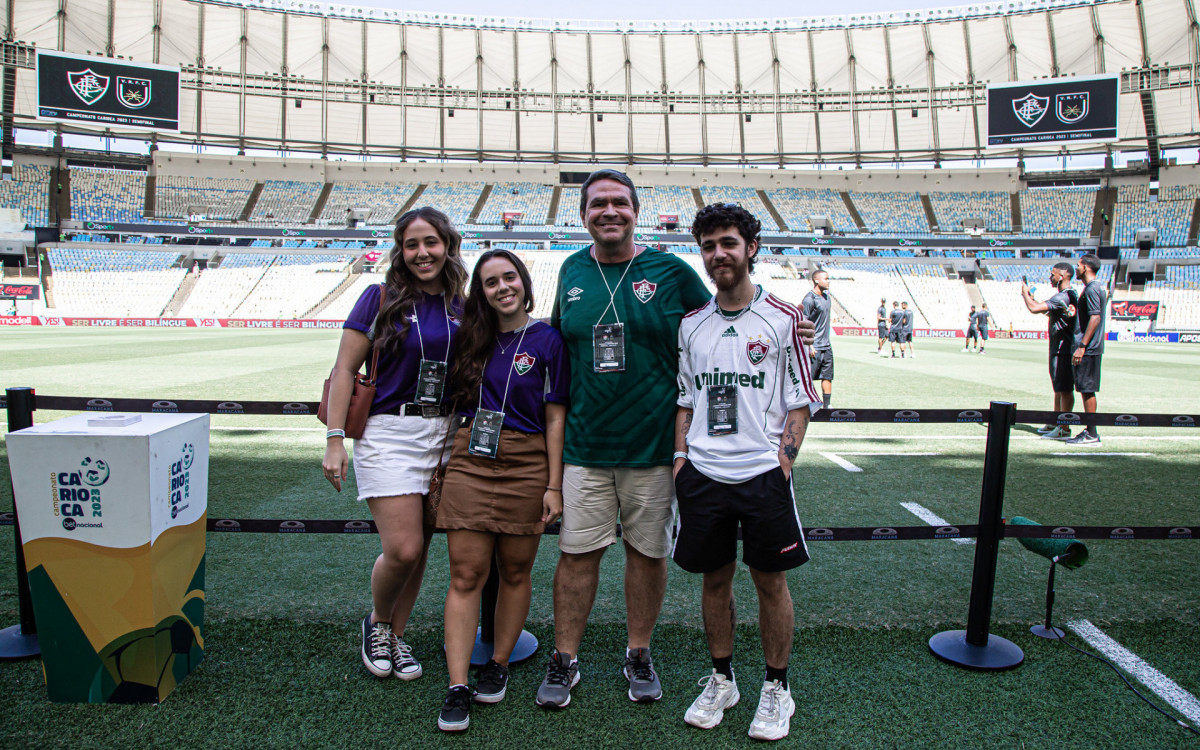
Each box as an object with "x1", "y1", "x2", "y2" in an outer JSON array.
[
  {"x1": 80, "y1": 456, "x2": 110, "y2": 486},
  {"x1": 182, "y1": 443, "x2": 195, "y2": 470}
]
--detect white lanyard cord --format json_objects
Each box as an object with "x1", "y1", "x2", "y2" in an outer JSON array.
[
  {"x1": 478, "y1": 322, "x2": 529, "y2": 416},
  {"x1": 594, "y1": 247, "x2": 639, "y2": 326},
  {"x1": 413, "y1": 296, "x2": 453, "y2": 363}
]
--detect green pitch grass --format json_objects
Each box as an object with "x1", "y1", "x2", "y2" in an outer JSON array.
[{"x1": 1, "y1": 329, "x2": 1198, "y2": 748}]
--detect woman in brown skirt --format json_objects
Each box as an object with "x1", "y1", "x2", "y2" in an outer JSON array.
[{"x1": 436, "y1": 249, "x2": 569, "y2": 732}]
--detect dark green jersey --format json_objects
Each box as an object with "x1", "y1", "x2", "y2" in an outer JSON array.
[{"x1": 551, "y1": 246, "x2": 711, "y2": 467}]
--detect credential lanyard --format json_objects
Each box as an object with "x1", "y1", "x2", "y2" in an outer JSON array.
[
  {"x1": 414, "y1": 297, "x2": 453, "y2": 405},
  {"x1": 468, "y1": 323, "x2": 529, "y2": 458}
]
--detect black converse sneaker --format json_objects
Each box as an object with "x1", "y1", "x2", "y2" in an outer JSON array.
[
  {"x1": 361, "y1": 614, "x2": 392, "y2": 678},
  {"x1": 473, "y1": 660, "x2": 509, "y2": 704},
  {"x1": 438, "y1": 685, "x2": 472, "y2": 732},
  {"x1": 390, "y1": 635, "x2": 422, "y2": 680}
]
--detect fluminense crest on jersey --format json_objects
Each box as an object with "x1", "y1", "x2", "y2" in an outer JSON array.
[
  {"x1": 68, "y1": 69, "x2": 110, "y2": 105},
  {"x1": 632, "y1": 279, "x2": 657, "y2": 303},
  {"x1": 1012, "y1": 92, "x2": 1049, "y2": 127},
  {"x1": 513, "y1": 352, "x2": 535, "y2": 376},
  {"x1": 746, "y1": 338, "x2": 770, "y2": 365}
]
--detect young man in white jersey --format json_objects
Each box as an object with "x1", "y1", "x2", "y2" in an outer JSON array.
[{"x1": 672, "y1": 203, "x2": 821, "y2": 742}]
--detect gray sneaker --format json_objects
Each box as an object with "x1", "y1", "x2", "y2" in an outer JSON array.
[
  {"x1": 1040, "y1": 425, "x2": 1071, "y2": 440},
  {"x1": 623, "y1": 648, "x2": 662, "y2": 703},
  {"x1": 536, "y1": 651, "x2": 580, "y2": 709}
]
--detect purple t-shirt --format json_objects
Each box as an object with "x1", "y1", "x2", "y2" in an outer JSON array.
[
  {"x1": 458, "y1": 320, "x2": 570, "y2": 434},
  {"x1": 343, "y1": 284, "x2": 461, "y2": 415}
]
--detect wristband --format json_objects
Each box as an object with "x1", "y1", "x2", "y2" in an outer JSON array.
[
  {"x1": 546, "y1": 486, "x2": 562, "y2": 491},
  {"x1": 673, "y1": 451, "x2": 689, "y2": 461},
  {"x1": 326, "y1": 429, "x2": 346, "y2": 439}
]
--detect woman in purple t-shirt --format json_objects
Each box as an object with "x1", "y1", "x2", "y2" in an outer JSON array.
[
  {"x1": 434, "y1": 249, "x2": 569, "y2": 731},
  {"x1": 322, "y1": 207, "x2": 468, "y2": 684}
]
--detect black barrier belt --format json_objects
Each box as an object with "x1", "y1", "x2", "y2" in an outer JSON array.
[
  {"x1": 0, "y1": 514, "x2": 1191, "y2": 540},
  {"x1": 1017, "y1": 410, "x2": 1200, "y2": 429},
  {"x1": 10, "y1": 396, "x2": 1198, "y2": 429}
]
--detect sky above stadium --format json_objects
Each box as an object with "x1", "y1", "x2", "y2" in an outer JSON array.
[{"x1": 362, "y1": 0, "x2": 932, "y2": 21}]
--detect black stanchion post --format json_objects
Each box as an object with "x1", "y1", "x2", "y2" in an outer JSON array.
[
  {"x1": 468, "y1": 554, "x2": 538, "y2": 667},
  {"x1": 928, "y1": 400, "x2": 1023, "y2": 670},
  {"x1": 1, "y1": 387, "x2": 40, "y2": 659}
]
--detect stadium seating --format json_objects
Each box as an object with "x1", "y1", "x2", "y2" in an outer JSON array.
[
  {"x1": 635, "y1": 185, "x2": 698, "y2": 229},
  {"x1": 1019, "y1": 187, "x2": 1097, "y2": 236},
  {"x1": 1112, "y1": 199, "x2": 1192, "y2": 247},
  {"x1": 0, "y1": 164, "x2": 51, "y2": 227},
  {"x1": 927, "y1": 191, "x2": 1012, "y2": 233},
  {"x1": 233, "y1": 255, "x2": 353, "y2": 319},
  {"x1": 175, "y1": 253, "x2": 276, "y2": 317},
  {"x1": 475, "y1": 182, "x2": 555, "y2": 225},
  {"x1": 553, "y1": 186, "x2": 583, "y2": 227},
  {"x1": 764, "y1": 188, "x2": 857, "y2": 234},
  {"x1": 318, "y1": 181, "x2": 419, "y2": 225},
  {"x1": 848, "y1": 192, "x2": 929, "y2": 234},
  {"x1": 155, "y1": 176, "x2": 256, "y2": 221},
  {"x1": 821, "y1": 263, "x2": 917, "y2": 327},
  {"x1": 417, "y1": 182, "x2": 486, "y2": 226},
  {"x1": 48, "y1": 248, "x2": 184, "y2": 317},
  {"x1": 249, "y1": 180, "x2": 324, "y2": 224},
  {"x1": 70, "y1": 167, "x2": 146, "y2": 223},
  {"x1": 698, "y1": 187, "x2": 782, "y2": 230}
]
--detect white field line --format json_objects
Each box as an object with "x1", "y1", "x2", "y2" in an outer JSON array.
[
  {"x1": 807, "y1": 435, "x2": 1200, "y2": 442},
  {"x1": 1049, "y1": 452, "x2": 1155, "y2": 457},
  {"x1": 819, "y1": 451, "x2": 941, "y2": 472},
  {"x1": 1067, "y1": 619, "x2": 1200, "y2": 727},
  {"x1": 819, "y1": 452, "x2": 863, "y2": 472},
  {"x1": 899, "y1": 501, "x2": 974, "y2": 545},
  {"x1": 211, "y1": 426, "x2": 321, "y2": 432}
]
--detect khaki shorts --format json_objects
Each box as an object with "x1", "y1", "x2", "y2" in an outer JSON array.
[{"x1": 558, "y1": 464, "x2": 676, "y2": 558}]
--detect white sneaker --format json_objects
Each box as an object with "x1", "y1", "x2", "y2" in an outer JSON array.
[
  {"x1": 961, "y1": 347, "x2": 970, "y2": 352},
  {"x1": 684, "y1": 670, "x2": 740, "y2": 729},
  {"x1": 748, "y1": 680, "x2": 794, "y2": 741},
  {"x1": 1040, "y1": 425, "x2": 1071, "y2": 440},
  {"x1": 1036, "y1": 424, "x2": 1057, "y2": 435}
]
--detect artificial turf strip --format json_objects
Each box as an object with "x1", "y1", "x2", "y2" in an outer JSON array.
[{"x1": 0, "y1": 620, "x2": 1196, "y2": 749}]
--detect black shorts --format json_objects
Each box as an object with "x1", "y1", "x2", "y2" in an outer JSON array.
[
  {"x1": 979, "y1": 327, "x2": 990, "y2": 341},
  {"x1": 1049, "y1": 349, "x2": 1074, "y2": 393},
  {"x1": 966, "y1": 327, "x2": 978, "y2": 340},
  {"x1": 1074, "y1": 354, "x2": 1101, "y2": 393},
  {"x1": 904, "y1": 333, "x2": 913, "y2": 343},
  {"x1": 672, "y1": 461, "x2": 810, "y2": 574},
  {"x1": 888, "y1": 329, "x2": 901, "y2": 343},
  {"x1": 811, "y1": 348, "x2": 834, "y2": 380},
  {"x1": 877, "y1": 325, "x2": 888, "y2": 339}
]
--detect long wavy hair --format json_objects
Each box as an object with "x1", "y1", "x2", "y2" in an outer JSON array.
[
  {"x1": 375, "y1": 207, "x2": 469, "y2": 358},
  {"x1": 446, "y1": 249, "x2": 535, "y2": 410}
]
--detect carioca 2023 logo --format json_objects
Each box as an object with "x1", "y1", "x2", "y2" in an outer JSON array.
[{"x1": 55, "y1": 456, "x2": 110, "y2": 530}]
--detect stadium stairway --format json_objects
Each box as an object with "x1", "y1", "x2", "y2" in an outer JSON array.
[
  {"x1": 1188, "y1": 200, "x2": 1200, "y2": 246},
  {"x1": 920, "y1": 194, "x2": 938, "y2": 230},
  {"x1": 163, "y1": 272, "x2": 198, "y2": 316},
  {"x1": 547, "y1": 185, "x2": 563, "y2": 224},
  {"x1": 1010, "y1": 193, "x2": 1021, "y2": 233},
  {"x1": 239, "y1": 183, "x2": 263, "y2": 222},
  {"x1": 691, "y1": 187, "x2": 704, "y2": 210},
  {"x1": 308, "y1": 183, "x2": 334, "y2": 224},
  {"x1": 964, "y1": 276, "x2": 985, "y2": 308},
  {"x1": 1093, "y1": 187, "x2": 1116, "y2": 243},
  {"x1": 397, "y1": 184, "x2": 425, "y2": 219},
  {"x1": 757, "y1": 189, "x2": 789, "y2": 230},
  {"x1": 305, "y1": 271, "x2": 360, "y2": 319},
  {"x1": 830, "y1": 294, "x2": 859, "y2": 325},
  {"x1": 144, "y1": 174, "x2": 156, "y2": 218},
  {"x1": 468, "y1": 185, "x2": 493, "y2": 224},
  {"x1": 840, "y1": 192, "x2": 867, "y2": 230}
]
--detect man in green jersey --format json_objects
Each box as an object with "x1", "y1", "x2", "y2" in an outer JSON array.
[{"x1": 535, "y1": 171, "x2": 812, "y2": 709}]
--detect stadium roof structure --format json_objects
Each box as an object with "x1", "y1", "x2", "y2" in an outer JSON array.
[{"x1": 3, "y1": 0, "x2": 1197, "y2": 166}]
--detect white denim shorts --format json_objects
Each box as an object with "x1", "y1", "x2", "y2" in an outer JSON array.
[{"x1": 352, "y1": 413, "x2": 454, "y2": 502}]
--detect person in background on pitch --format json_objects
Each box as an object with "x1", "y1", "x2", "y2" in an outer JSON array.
[
  {"x1": 974, "y1": 304, "x2": 993, "y2": 354},
  {"x1": 802, "y1": 269, "x2": 834, "y2": 407},
  {"x1": 876, "y1": 297, "x2": 888, "y2": 356},
  {"x1": 674, "y1": 202, "x2": 821, "y2": 741},
  {"x1": 322, "y1": 207, "x2": 468, "y2": 684},
  {"x1": 536, "y1": 172, "x2": 816, "y2": 711},
  {"x1": 900, "y1": 301, "x2": 915, "y2": 359},
  {"x1": 888, "y1": 301, "x2": 904, "y2": 358},
  {"x1": 963, "y1": 305, "x2": 979, "y2": 352},
  {"x1": 1021, "y1": 263, "x2": 1077, "y2": 440},
  {"x1": 435, "y1": 249, "x2": 569, "y2": 732},
  {"x1": 1066, "y1": 254, "x2": 1106, "y2": 446}
]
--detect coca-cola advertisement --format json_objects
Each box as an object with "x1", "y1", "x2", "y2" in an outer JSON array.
[
  {"x1": 1110, "y1": 300, "x2": 1160, "y2": 321},
  {"x1": 0, "y1": 282, "x2": 40, "y2": 300}
]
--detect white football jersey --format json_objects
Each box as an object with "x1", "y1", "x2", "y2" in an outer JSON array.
[{"x1": 677, "y1": 286, "x2": 822, "y2": 483}]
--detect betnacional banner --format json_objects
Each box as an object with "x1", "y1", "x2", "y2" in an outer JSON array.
[
  {"x1": 0, "y1": 282, "x2": 40, "y2": 300},
  {"x1": 987, "y1": 74, "x2": 1119, "y2": 147},
  {"x1": 1110, "y1": 300, "x2": 1160, "y2": 321},
  {"x1": 37, "y1": 50, "x2": 180, "y2": 132}
]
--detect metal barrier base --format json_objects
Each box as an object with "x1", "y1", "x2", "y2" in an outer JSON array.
[
  {"x1": 929, "y1": 630, "x2": 1023, "y2": 671},
  {"x1": 466, "y1": 628, "x2": 539, "y2": 667},
  {"x1": 0, "y1": 625, "x2": 39, "y2": 660}
]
